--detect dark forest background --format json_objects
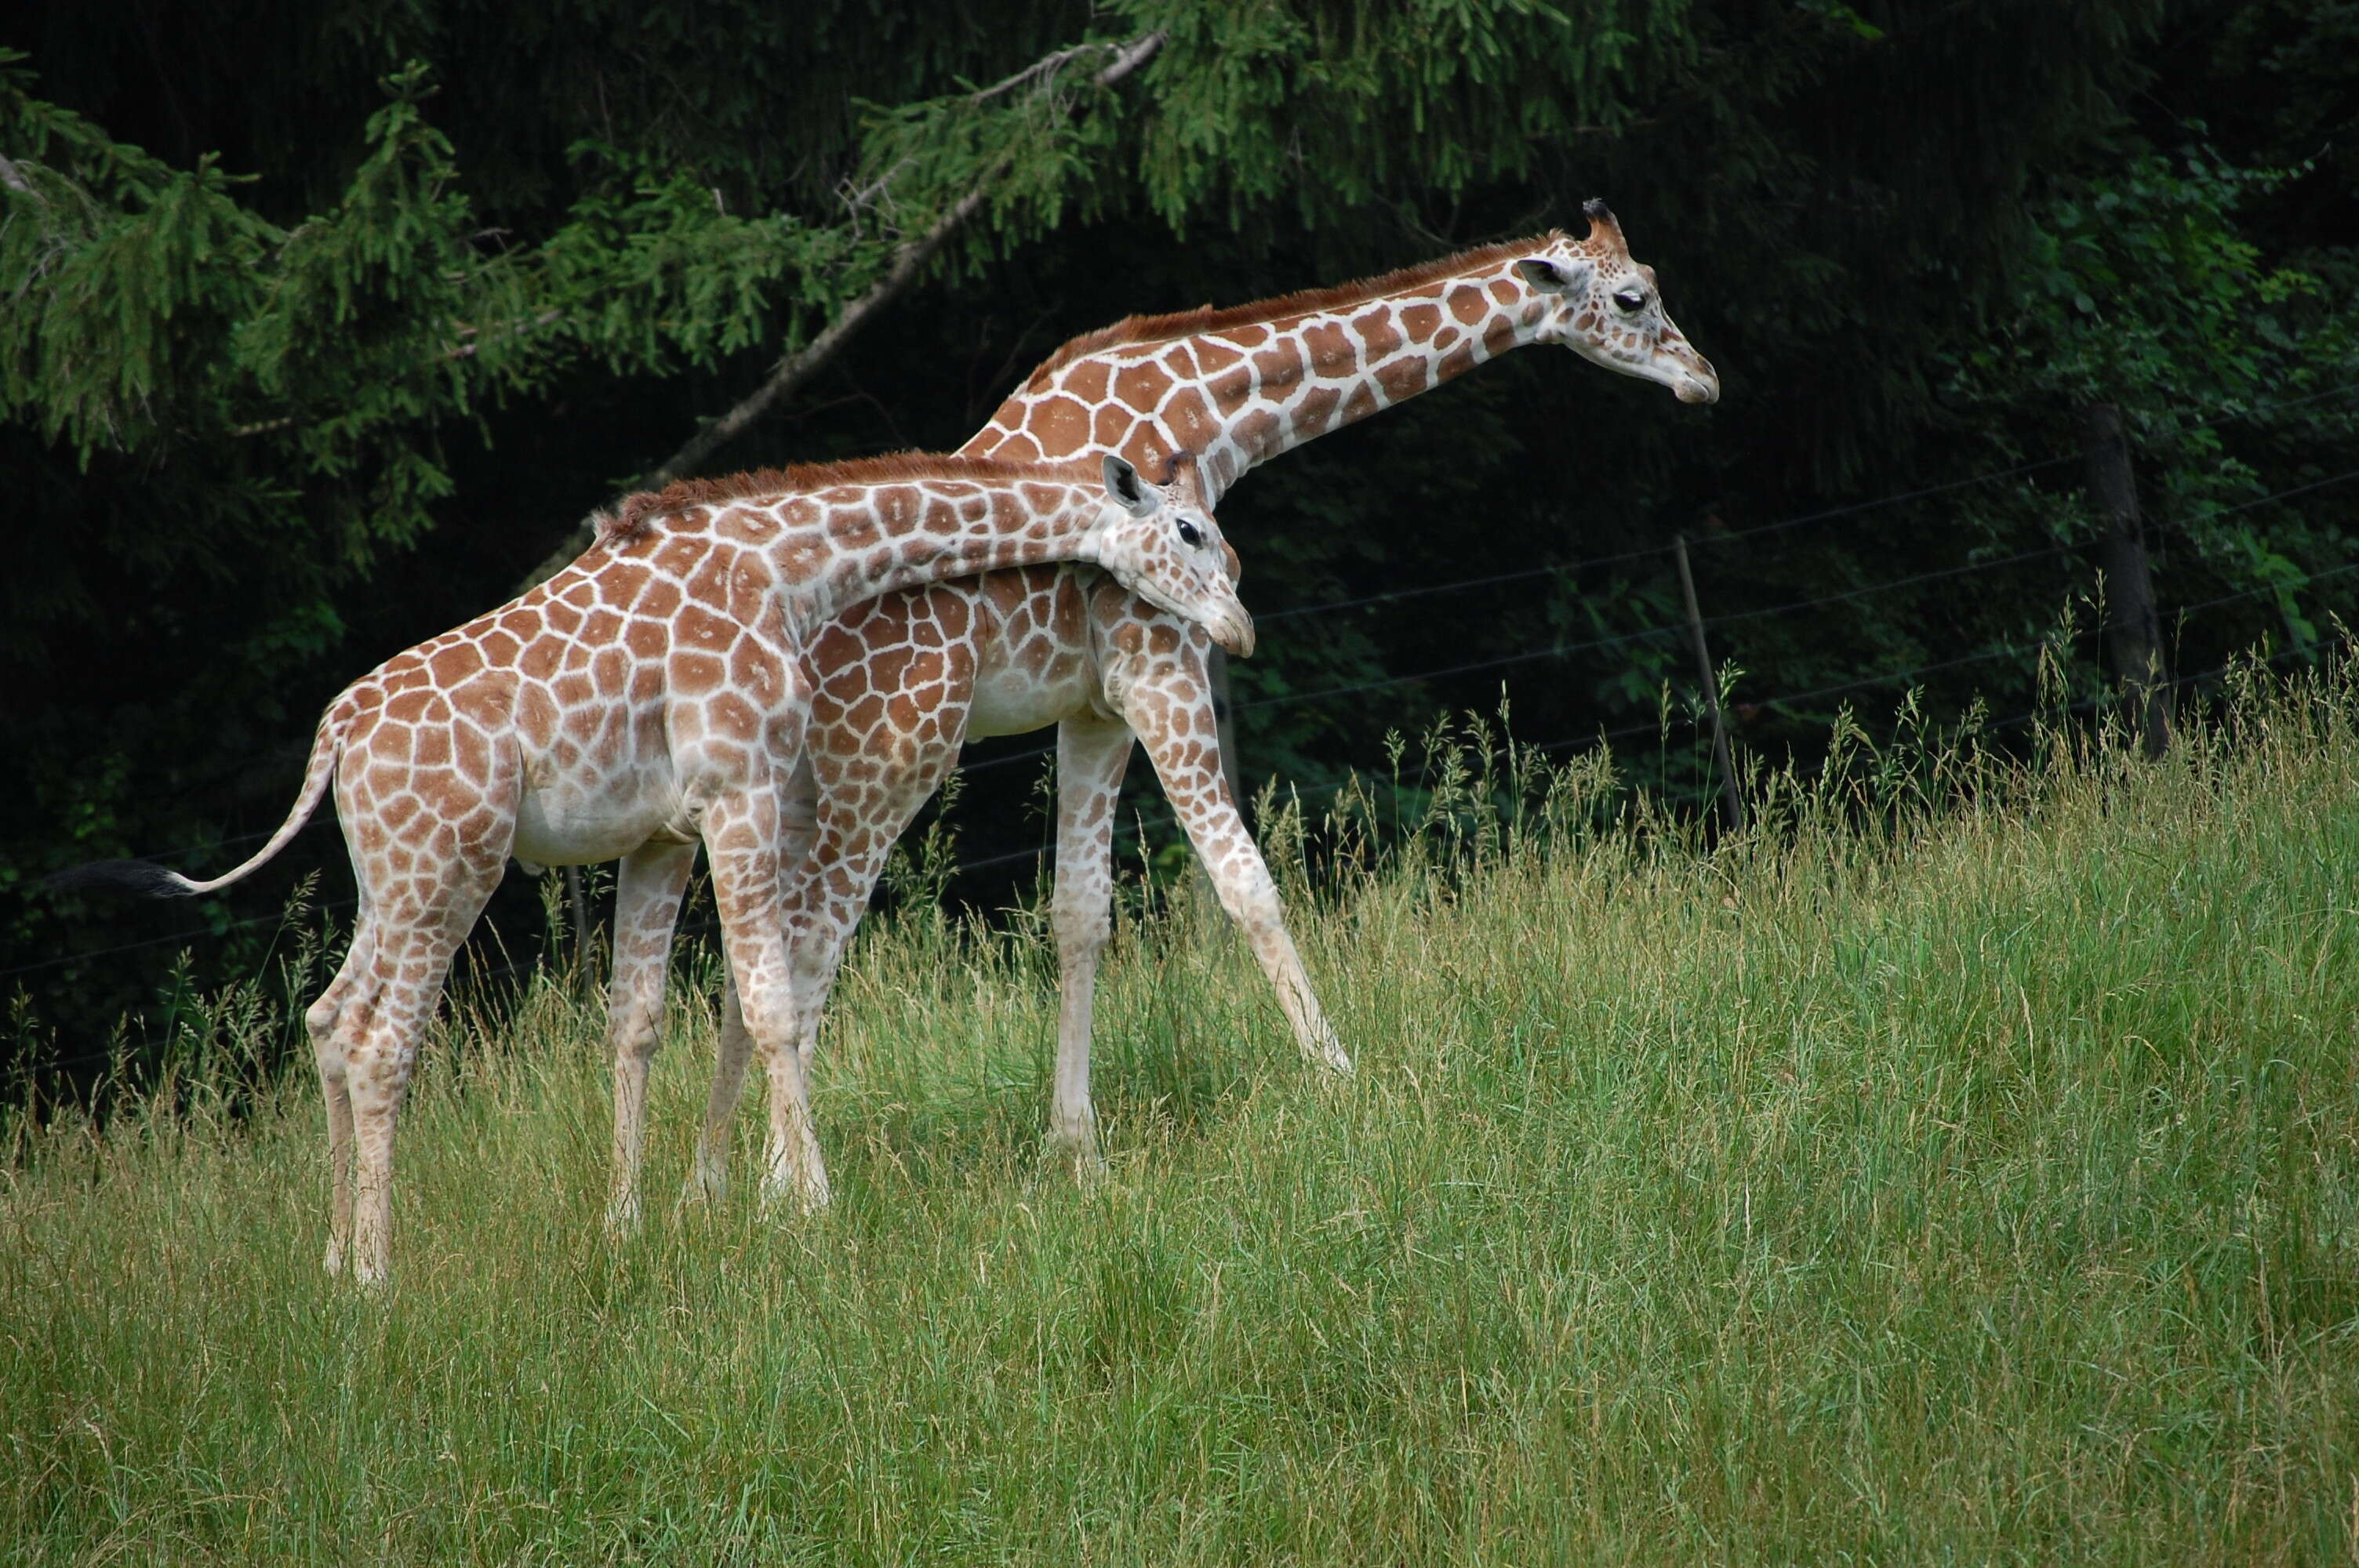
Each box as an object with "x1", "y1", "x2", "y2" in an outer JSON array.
[{"x1": 3, "y1": 0, "x2": 2354, "y2": 1068}]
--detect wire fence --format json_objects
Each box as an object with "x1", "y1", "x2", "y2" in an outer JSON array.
[{"x1": 13, "y1": 380, "x2": 2357, "y2": 1014}]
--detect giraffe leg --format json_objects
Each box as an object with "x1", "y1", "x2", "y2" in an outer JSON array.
[
  {"x1": 1162, "y1": 770, "x2": 1352, "y2": 1076},
  {"x1": 343, "y1": 861, "x2": 504, "y2": 1287},
  {"x1": 304, "y1": 922, "x2": 375, "y2": 1276},
  {"x1": 603, "y1": 840, "x2": 698, "y2": 1237},
  {"x1": 1046, "y1": 714, "x2": 1136, "y2": 1171},
  {"x1": 1119, "y1": 653, "x2": 1353, "y2": 1076},
  {"x1": 778, "y1": 826, "x2": 886, "y2": 1079},
  {"x1": 701, "y1": 789, "x2": 828, "y2": 1214},
  {"x1": 684, "y1": 762, "x2": 817, "y2": 1210},
  {"x1": 688, "y1": 971, "x2": 752, "y2": 1209},
  {"x1": 778, "y1": 728, "x2": 966, "y2": 1079},
  {"x1": 720, "y1": 730, "x2": 969, "y2": 1200}
]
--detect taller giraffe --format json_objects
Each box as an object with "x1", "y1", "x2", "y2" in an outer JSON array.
[
  {"x1": 60, "y1": 453, "x2": 1250, "y2": 1284},
  {"x1": 679, "y1": 201, "x2": 1717, "y2": 1197}
]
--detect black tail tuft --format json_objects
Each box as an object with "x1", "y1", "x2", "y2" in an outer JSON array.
[{"x1": 45, "y1": 858, "x2": 198, "y2": 900}]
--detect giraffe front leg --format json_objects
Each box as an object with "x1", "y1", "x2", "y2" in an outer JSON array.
[
  {"x1": 782, "y1": 721, "x2": 967, "y2": 1080},
  {"x1": 1121, "y1": 647, "x2": 1352, "y2": 1077},
  {"x1": 1046, "y1": 713, "x2": 1138, "y2": 1172},
  {"x1": 777, "y1": 821, "x2": 895, "y2": 1077},
  {"x1": 604, "y1": 841, "x2": 698, "y2": 1237},
  {"x1": 702, "y1": 791, "x2": 828, "y2": 1215}
]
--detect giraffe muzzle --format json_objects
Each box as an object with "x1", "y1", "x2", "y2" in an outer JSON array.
[
  {"x1": 1210, "y1": 606, "x2": 1256, "y2": 659},
  {"x1": 1673, "y1": 350, "x2": 1721, "y2": 405}
]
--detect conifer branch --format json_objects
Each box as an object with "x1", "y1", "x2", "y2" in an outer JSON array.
[{"x1": 519, "y1": 30, "x2": 1165, "y2": 588}]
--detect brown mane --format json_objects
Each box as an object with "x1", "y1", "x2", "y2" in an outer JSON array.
[
  {"x1": 597, "y1": 452, "x2": 1092, "y2": 546},
  {"x1": 1020, "y1": 234, "x2": 1556, "y2": 391}
]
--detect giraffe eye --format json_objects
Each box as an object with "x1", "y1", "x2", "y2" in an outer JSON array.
[
  {"x1": 1612, "y1": 286, "x2": 1649, "y2": 314},
  {"x1": 1176, "y1": 519, "x2": 1205, "y2": 549}
]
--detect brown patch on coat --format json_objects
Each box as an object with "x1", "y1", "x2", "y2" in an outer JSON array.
[
  {"x1": 1353, "y1": 307, "x2": 1405, "y2": 360},
  {"x1": 1376, "y1": 355, "x2": 1431, "y2": 403},
  {"x1": 1301, "y1": 320, "x2": 1354, "y2": 369},
  {"x1": 1161, "y1": 387, "x2": 1219, "y2": 455},
  {"x1": 1018, "y1": 235, "x2": 1554, "y2": 387}
]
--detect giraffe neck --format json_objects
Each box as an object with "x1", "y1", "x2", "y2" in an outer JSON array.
[
  {"x1": 775, "y1": 478, "x2": 1102, "y2": 627},
  {"x1": 1199, "y1": 261, "x2": 1545, "y2": 489},
  {"x1": 976, "y1": 252, "x2": 1549, "y2": 502}
]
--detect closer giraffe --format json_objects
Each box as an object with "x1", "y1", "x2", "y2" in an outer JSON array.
[
  {"x1": 59, "y1": 453, "x2": 1249, "y2": 1283},
  {"x1": 671, "y1": 200, "x2": 1717, "y2": 1203}
]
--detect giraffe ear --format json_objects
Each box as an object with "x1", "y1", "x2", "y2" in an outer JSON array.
[
  {"x1": 1103, "y1": 455, "x2": 1156, "y2": 517},
  {"x1": 1515, "y1": 256, "x2": 1587, "y2": 292}
]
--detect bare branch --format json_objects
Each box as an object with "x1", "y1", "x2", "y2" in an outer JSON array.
[
  {"x1": 518, "y1": 30, "x2": 1167, "y2": 588},
  {"x1": 1091, "y1": 30, "x2": 1168, "y2": 89},
  {"x1": 969, "y1": 42, "x2": 1104, "y2": 105},
  {"x1": 971, "y1": 28, "x2": 1165, "y2": 104}
]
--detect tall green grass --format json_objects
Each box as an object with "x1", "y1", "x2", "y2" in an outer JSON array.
[{"x1": 6, "y1": 660, "x2": 2359, "y2": 1563}]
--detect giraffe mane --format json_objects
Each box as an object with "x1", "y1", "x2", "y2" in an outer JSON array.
[
  {"x1": 1020, "y1": 233, "x2": 1561, "y2": 391},
  {"x1": 598, "y1": 453, "x2": 1096, "y2": 546}
]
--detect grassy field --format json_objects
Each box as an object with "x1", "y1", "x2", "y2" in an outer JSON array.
[{"x1": 6, "y1": 666, "x2": 2359, "y2": 1564}]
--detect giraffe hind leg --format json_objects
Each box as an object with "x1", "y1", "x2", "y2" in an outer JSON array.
[
  {"x1": 305, "y1": 924, "x2": 376, "y2": 1276},
  {"x1": 322, "y1": 800, "x2": 512, "y2": 1287},
  {"x1": 700, "y1": 789, "x2": 829, "y2": 1214},
  {"x1": 684, "y1": 760, "x2": 818, "y2": 1213},
  {"x1": 603, "y1": 840, "x2": 698, "y2": 1236}
]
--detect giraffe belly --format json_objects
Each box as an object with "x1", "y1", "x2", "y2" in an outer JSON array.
[
  {"x1": 511, "y1": 771, "x2": 685, "y2": 866},
  {"x1": 963, "y1": 657, "x2": 1098, "y2": 739}
]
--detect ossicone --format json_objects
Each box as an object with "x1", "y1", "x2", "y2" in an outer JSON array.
[
  {"x1": 1580, "y1": 198, "x2": 1628, "y2": 252},
  {"x1": 1162, "y1": 447, "x2": 1212, "y2": 507}
]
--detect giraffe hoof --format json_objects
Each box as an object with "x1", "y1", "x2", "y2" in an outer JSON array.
[
  {"x1": 1306, "y1": 1035, "x2": 1354, "y2": 1076},
  {"x1": 1045, "y1": 1127, "x2": 1105, "y2": 1179},
  {"x1": 759, "y1": 1178, "x2": 832, "y2": 1218}
]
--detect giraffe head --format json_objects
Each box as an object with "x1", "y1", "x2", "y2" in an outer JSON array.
[
  {"x1": 1092, "y1": 452, "x2": 1256, "y2": 657},
  {"x1": 1510, "y1": 200, "x2": 1720, "y2": 405}
]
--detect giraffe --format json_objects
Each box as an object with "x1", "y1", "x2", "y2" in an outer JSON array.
[
  {"x1": 667, "y1": 201, "x2": 1717, "y2": 1204},
  {"x1": 56, "y1": 453, "x2": 1251, "y2": 1284}
]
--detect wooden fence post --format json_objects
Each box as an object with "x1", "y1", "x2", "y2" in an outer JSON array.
[
  {"x1": 1673, "y1": 533, "x2": 1746, "y2": 835},
  {"x1": 2080, "y1": 402, "x2": 2172, "y2": 757}
]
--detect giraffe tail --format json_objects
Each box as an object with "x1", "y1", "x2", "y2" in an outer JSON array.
[{"x1": 48, "y1": 710, "x2": 345, "y2": 901}]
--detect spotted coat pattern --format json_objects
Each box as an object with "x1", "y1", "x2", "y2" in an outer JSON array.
[
  {"x1": 129, "y1": 457, "x2": 1247, "y2": 1283},
  {"x1": 679, "y1": 204, "x2": 1721, "y2": 1196}
]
